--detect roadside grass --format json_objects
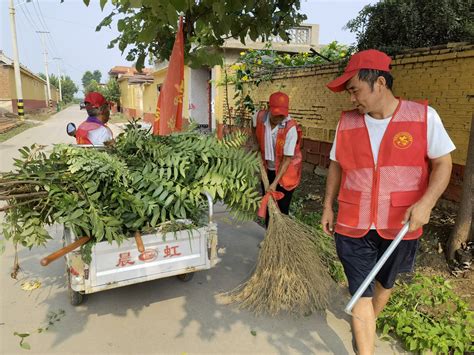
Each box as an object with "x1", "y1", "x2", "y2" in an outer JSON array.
[{"x1": 0, "y1": 122, "x2": 38, "y2": 143}]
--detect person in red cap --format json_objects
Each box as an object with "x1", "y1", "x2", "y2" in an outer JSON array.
[
  {"x1": 322, "y1": 49, "x2": 455, "y2": 354},
  {"x1": 76, "y1": 92, "x2": 113, "y2": 145},
  {"x1": 252, "y1": 91, "x2": 303, "y2": 227}
]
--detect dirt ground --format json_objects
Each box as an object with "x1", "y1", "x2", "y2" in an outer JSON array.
[{"x1": 294, "y1": 165, "x2": 473, "y2": 308}]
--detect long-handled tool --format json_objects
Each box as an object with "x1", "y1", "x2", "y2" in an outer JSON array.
[
  {"x1": 40, "y1": 237, "x2": 91, "y2": 266},
  {"x1": 344, "y1": 223, "x2": 410, "y2": 315}
]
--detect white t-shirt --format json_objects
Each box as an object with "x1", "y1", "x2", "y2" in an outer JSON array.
[
  {"x1": 330, "y1": 106, "x2": 455, "y2": 163},
  {"x1": 252, "y1": 111, "x2": 297, "y2": 170},
  {"x1": 88, "y1": 126, "x2": 113, "y2": 145}
]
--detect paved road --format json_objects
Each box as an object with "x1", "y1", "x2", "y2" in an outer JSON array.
[{"x1": 0, "y1": 106, "x2": 403, "y2": 354}]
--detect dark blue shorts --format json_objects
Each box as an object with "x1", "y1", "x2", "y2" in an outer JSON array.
[{"x1": 335, "y1": 230, "x2": 419, "y2": 297}]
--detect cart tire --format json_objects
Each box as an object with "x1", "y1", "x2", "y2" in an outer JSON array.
[
  {"x1": 67, "y1": 268, "x2": 84, "y2": 306},
  {"x1": 69, "y1": 288, "x2": 84, "y2": 306},
  {"x1": 176, "y1": 273, "x2": 194, "y2": 282}
]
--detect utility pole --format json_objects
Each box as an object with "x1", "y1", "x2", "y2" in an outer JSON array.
[
  {"x1": 37, "y1": 31, "x2": 51, "y2": 109},
  {"x1": 8, "y1": 0, "x2": 25, "y2": 119},
  {"x1": 53, "y1": 57, "x2": 62, "y2": 102}
]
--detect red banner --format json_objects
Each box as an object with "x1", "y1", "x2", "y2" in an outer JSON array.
[{"x1": 153, "y1": 16, "x2": 184, "y2": 135}]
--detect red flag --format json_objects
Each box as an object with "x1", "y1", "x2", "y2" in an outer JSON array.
[{"x1": 153, "y1": 16, "x2": 184, "y2": 135}]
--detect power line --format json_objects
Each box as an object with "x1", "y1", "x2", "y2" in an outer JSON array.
[
  {"x1": 15, "y1": 9, "x2": 32, "y2": 67},
  {"x1": 35, "y1": 0, "x2": 61, "y2": 57},
  {"x1": 21, "y1": 1, "x2": 42, "y2": 31},
  {"x1": 31, "y1": 0, "x2": 47, "y2": 31},
  {"x1": 30, "y1": 0, "x2": 60, "y2": 58},
  {"x1": 62, "y1": 61, "x2": 85, "y2": 74},
  {"x1": 34, "y1": 0, "x2": 49, "y2": 30}
]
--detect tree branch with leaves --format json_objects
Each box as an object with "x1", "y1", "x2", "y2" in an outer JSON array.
[{"x1": 74, "y1": 0, "x2": 307, "y2": 69}]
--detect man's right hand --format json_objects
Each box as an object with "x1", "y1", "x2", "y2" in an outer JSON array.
[{"x1": 321, "y1": 207, "x2": 335, "y2": 236}]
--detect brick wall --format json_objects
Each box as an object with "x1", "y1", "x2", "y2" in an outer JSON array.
[
  {"x1": 0, "y1": 67, "x2": 11, "y2": 99},
  {"x1": 11, "y1": 99, "x2": 47, "y2": 112},
  {"x1": 222, "y1": 43, "x2": 474, "y2": 201}
]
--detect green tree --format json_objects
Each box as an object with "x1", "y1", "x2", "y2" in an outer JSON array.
[
  {"x1": 38, "y1": 73, "x2": 78, "y2": 104},
  {"x1": 60, "y1": 76, "x2": 80, "y2": 103},
  {"x1": 346, "y1": 0, "x2": 474, "y2": 54},
  {"x1": 84, "y1": 79, "x2": 102, "y2": 94},
  {"x1": 80, "y1": 0, "x2": 307, "y2": 69},
  {"x1": 81, "y1": 71, "x2": 95, "y2": 89},
  {"x1": 102, "y1": 78, "x2": 121, "y2": 104},
  {"x1": 92, "y1": 70, "x2": 102, "y2": 84}
]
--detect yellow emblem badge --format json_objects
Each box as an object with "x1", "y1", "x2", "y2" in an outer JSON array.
[{"x1": 393, "y1": 132, "x2": 413, "y2": 149}]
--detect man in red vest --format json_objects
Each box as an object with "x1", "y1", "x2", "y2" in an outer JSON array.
[
  {"x1": 322, "y1": 50, "x2": 454, "y2": 354},
  {"x1": 253, "y1": 91, "x2": 303, "y2": 226},
  {"x1": 76, "y1": 92, "x2": 113, "y2": 145}
]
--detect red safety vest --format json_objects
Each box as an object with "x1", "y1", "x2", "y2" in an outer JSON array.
[
  {"x1": 335, "y1": 100, "x2": 429, "y2": 240},
  {"x1": 255, "y1": 110, "x2": 303, "y2": 191},
  {"x1": 76, "y1": 121, "x2": 103, "y2": 145}
]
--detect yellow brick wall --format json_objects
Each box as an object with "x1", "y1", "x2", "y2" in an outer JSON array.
[
  {"x1": 0, "y1": 67, "x2": 11, "y2": 99},
  {"x1": 222, "y1": 46, "x2": 474, "y2": 166},
  {"x1": 21, "y1": 72, "x2": 47, "y2": 101},
  {"x1": 135, "y1": 66, "x2": 191, "y2": 120},
  {"x1": 119, "y1": 79, "x2": 135, "y2": 110},
  {"x1": 5, "y1": 67, "x2": 51, "y2": 101},
  {"x1": 390, "y1": 51, "x2": 473, "y2": 165}
]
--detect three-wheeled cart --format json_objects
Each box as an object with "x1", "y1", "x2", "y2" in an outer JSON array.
[{"x1": 43, "y1": 193, "x2": 218, "y2": 305}]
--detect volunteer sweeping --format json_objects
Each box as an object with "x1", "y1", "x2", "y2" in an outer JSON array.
[{"x1": 252, "y1": 91, "x2": 302, "y2": 227}]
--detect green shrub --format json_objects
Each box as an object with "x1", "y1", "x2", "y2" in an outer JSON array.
[{"x1": 378, "y1": 274, "x2": 473, "y2": 354}]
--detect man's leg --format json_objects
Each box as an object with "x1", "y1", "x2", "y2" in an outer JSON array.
[
  {"x1": 335, "y1": 232, "x2": 379, "y2": 354},
  {"x1": 372, "y1": 281, "x2": 392, "y2": 317},
  {"x1": 352, "y1": 297, "x2": 376, "y2": 355},
  {"x1": 275, "y1": 184, "x2": 294, "y2": 215}
]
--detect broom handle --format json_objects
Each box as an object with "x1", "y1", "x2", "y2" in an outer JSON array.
[
  {"x1": 134, "y1": 231, "x2": 145, "y2": 253},
  {"x1": 40, "y1": 236, "x2": 91, "y2": 266},
  {"x1": 344, "y1": 223, "x2": 410, "y2": 315},
  {"x1": 260, "y1": 159, "x2": 270, "y2": 191}
]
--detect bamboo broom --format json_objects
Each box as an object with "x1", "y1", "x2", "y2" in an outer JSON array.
[{"x1": 220, "y1": 160, "x2": 333, "y2": 316}]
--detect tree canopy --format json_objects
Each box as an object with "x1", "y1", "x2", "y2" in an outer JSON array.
[
  {"x1": 83, "y1": 78, "x2": 121, "y2": 104},
  {"x1": 346, "y1": 0, "x2": 474, "y2": 54},
  {"x1": 81, "y1": 70, "x2": 103, "y2": 89},
  {"x1": 38, "y1": 73, "x2": 78, "y2": 103},
  {"x1": 78, "y1": 0, "x2": 307, "y2": 69}
]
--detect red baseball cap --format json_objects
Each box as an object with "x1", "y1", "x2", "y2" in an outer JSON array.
[
  {"x1": 84, "y1": 92, "x2": 110, "y2": 109},
  {"x1": 327, "y1": 49, "x2": 392, "y2": 92},
  {"x1": 269, "y1": 91, "x2": 289, "y2": 116}
]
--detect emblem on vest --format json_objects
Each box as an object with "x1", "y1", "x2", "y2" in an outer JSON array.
[{"x1": 393, "y1": 132, "x2": 413, "y2": 149}]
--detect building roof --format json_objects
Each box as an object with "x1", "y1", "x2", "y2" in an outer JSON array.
[
  {"x1": 127, "y1": 74, "x2": 154, "y2": 84},
  {"x1": 109, "y1": 65, "x2": 154, "y2": 85},
  {"x1": 109, "y1": 66, "x2": 153, "y2": 76}
]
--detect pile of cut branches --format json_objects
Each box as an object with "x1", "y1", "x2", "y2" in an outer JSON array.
[{"x1": 1, "y1": 124, "x2": 260, "y2": 268}]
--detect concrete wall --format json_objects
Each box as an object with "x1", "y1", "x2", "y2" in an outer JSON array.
[
  {"x1": 218, "y1": 44, "x2": 474, "y2": 201},
  {"x1": 0, "y1": 66, "x2": 59, "y2": 113}
]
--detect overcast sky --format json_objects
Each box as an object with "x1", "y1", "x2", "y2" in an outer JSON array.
[{"x1": 0, "y1": 0, "x2": 376, "y2": 94}]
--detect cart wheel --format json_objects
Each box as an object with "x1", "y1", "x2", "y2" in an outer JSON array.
[
  {"x1": 69, "y1": 287, "x2": 84, "y2": 306},
  {"x1": 67, "y1": 269, "x2": 84, "y2": 306},
  {"x1": 176, "y1": 273, "x2": 194, "y2": 282}
]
